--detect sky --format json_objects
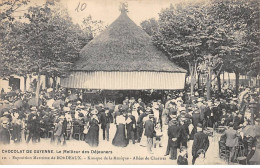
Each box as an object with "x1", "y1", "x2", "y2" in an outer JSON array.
[{"x1": 25, "y1": 0, "x2": 206, "y2": 26}]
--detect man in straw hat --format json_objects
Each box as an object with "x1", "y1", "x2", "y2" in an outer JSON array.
[{"x1": 53, "y1": 116, "x2": 65, "y2": 145}]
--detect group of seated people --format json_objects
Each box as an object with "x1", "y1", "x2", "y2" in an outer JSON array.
[{"x1": 219, "y1": 121, "x2": 260, "y2": 165}]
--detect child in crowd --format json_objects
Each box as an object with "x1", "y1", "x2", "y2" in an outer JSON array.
[
  {"x1": 154, "y1": 123, "x2": 163, "y2": 148},
  {"x1": 194, "y1": 149, "x2": 206, "y2": 165},
  {"x1": 177, "y1": 146, "x2": 188, "y2": 165}
]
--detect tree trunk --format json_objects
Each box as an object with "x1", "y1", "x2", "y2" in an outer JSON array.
[
  {"x1": 191, "y1": 75, "x2": 194, "y2": 97},
  {"x1": 52, "y1": 76, "x2": 56, "y2": 91},
  {"x1": 217, "y1": 72, "x2": 221, "y2": 92},
  {"x1": 35, "y1": 74, "x2": 41, "y2": 106},
  {"x1": 222, "y1": 71, "x2": 225, "y2": 87},
  {"x1": 206, "y1": 67, "x2": 212, "y2": 101},
  {"x1": 24, "y1": 76, "x2": 27, "y2": 92},
  {"x1": 45, "y1": 75, "x2": 49, "y2": 88},
  {"x1": 235, "y1": 71, "x2": 240, "y2": 96},
  {"x1": 206, "y1": 76, "x2": 211, "y2": 101},
  {"x1": 197, "y1": 73, "x2": 200, "y2": 91},
  {"x1": 228, "y1": 72, "x2": 230, "y2": 86},
  {"x1": 189, "y1": 63, "x2": 196, "y2": 100}
]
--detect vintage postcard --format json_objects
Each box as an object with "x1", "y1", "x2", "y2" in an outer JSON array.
[{"x1": 0, "y1": 0, "x2": 259, "y2": 165}]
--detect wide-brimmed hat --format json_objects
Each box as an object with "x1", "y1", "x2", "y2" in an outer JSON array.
[
  {"x1": 63, "y1": 107, "x2": 70, "y2": 112},
  {"x1": 181, "y1": 111, "x2": 186, "y2": 114},
  {"x1": 255, "y1": 118, "x2": 260, "y2": 123},
  {"x1": 197, "y1": 123, "x2": 203, "y2": 128},
  {"x1": 197, "y1": 149, "x2": 205, "y2": 155},
  {"x1": 232, "y1": 97, "x2": 238, "y2": 101},
  {"x1": 91, "y1": 109, "x2": 98, "y2": 115},
  {"x1": 59, "y1": 115, "x2": 65, "y2": 119},
  {"x1": 2, "y1": 120, "x2": 9, "y2": 124},
  {"x1": 47, "y1": 88, "x2": 53, "y2": 92},
  {"x1": 176, "y1": 97, "x2": 183, "y2": 102},
  {"x1": 98, "y1": 103, "x2": 104, "y2": 108},
  {"x1": 194, "y1": 110, "x2": 200, "y2": 114},
  {"x1": 3, "y1": 111, "x2": 9, "y2": 116},
  {"x1": 31, "y1": 107, "x2": 37, "y2": 111},
  {"x1": 179, "y1": 107, "x2": 186, "y2": 112}
]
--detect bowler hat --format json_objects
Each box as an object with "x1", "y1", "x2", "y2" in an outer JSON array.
[
  {"x1": 149, "y1": 114, "x2": 154, "y2": 118},
  {"x1": 197, "y1": 123, "x2": 203, "y2": 128}
]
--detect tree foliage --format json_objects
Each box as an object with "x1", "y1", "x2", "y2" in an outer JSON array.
[{"x1": 141, "y1": 0, "x2": 259, "y2": 96}]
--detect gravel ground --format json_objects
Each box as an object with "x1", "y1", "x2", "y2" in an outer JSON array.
[{"x1": 1, "y1": 124, "x2": 228, "y2": 165}]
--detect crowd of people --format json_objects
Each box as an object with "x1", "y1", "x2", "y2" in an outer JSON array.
[{"x1": 0, "y1": 86, "x2": 259, "y2": 165}]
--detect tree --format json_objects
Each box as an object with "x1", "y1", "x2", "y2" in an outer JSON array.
[
  {"x1": 0, "y1": 0, "x2": 30, "y2": 79},
  {"x1": 0, "y1": 0, "x2": 29, "y2": 22},
  {"x1": 140, "y1": 18, "x2": 158, "y2": 36},
  {"x1": 0, "y1": 1, "x2": 102, "y2": 105},
  {"x1": 148, "y1": 3, "x2": 225, "y2": 98},
  {"x1": 197, "y1": 55, "x2": 223, "y2": 100},
  {"x1": 210, "y1": 0, "x2": 260, "y2": 95},
  {"x1": 142, "y1": 0, "x2": 259, "y2": 98}
]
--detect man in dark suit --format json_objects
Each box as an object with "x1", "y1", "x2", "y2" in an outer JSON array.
[
  {"x1": 144, "y1": 114, "x2": 155, "y2": 154},
  {"x1": 168, "y1": 118, "x2": 180, "y2": 160},
  {"x1": 26, "y1": 107, "x2": 38, "y2": 144},
  {"x1": 0, "y1": 120, "x2": 10, "y2": 144},
  {"x1": 190, "y1": 106, "x2": 200, "y2": 140},
  {"x1": 100, "y1": 107, "x2": 113, "y2": 141},
  {"x1": 157, "y1": 99, "x2": 164, "y2": 131},
  {"x1": 178, "y1": 118, "x2": 189, "y2": 148},
  {"x1": 126, "y1": 111, "x2": 136, "y2": 144},
  {"x1": 137, "y1": 98, "x2": 146, "y2": 109},
  {"x1": 192, "y1": 123, "x2": 209, "y2": 165},
  {"x1": 61, "y1": 115, "x2": 67, "y2": 145},
  {"x1": 136, "y1": 107, "x2": 147, "y2": 143},
  {"x1": 233, "y1": 111, "x2": 243, "y2": 130}
]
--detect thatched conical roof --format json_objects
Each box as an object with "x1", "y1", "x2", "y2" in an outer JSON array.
[{"x1": 74, "y1": 11, "x2": 186, "y2": 73}]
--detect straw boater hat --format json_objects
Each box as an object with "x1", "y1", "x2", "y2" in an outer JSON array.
[
  {"x1": 3, "y1": 111, "x2": 9, "y2": 116},
  {"x1": 179, "y1": 107, "x2": 186, "y2": 112},
  {"x1": 59, "y1": 115, "x2": 65, "y2": 120},
  {"x1": 63, "y1": 107, "x2": 70, "y2": 112},
  {"x1": 31, "y1": 107, "x2": 37, "y2": 111},
  {"x1": 255, "y1": 118, "x2": 260, "y2": 123},
  {"x1": 91, "y1": 109, "x2": 98, "y2": 115},
  {"x1": 197, "y1": 123, "x2": 203, "y2": 128},
  {"x1": 176, "y1": 97, "x2": 183, "y2": 102}
]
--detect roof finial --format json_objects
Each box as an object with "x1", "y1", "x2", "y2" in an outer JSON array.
[{"x1": 119, "y1": 2, "x2": 128, "y2": 14}]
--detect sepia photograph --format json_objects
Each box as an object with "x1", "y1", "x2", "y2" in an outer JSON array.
[{"x1": 0, "y1": 0, "x2": 259, "y2": 165}]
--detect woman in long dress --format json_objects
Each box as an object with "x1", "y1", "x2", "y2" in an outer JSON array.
[
  {"x1": 85, "y1": 109, "x2": 99, "y2": 147},
  {"x1": 112, "y1": 112, "x2": 128, "y2": 147}
]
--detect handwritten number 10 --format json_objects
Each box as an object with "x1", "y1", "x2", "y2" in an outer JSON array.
[{"x1": 75, "y1": 2, "x2": 87, "y2": 12}]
